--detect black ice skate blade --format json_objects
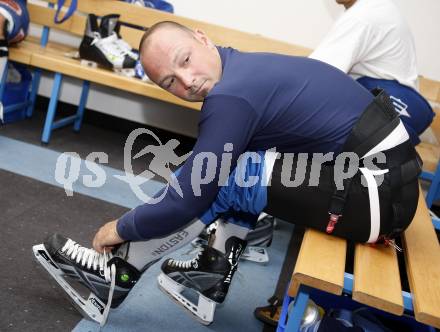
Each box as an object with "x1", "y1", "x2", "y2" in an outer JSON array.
[
  {"x1": 157, "y1": 283, "x2": 213, "y2": 326},
  {"x1": 32, "y1": 244, "x2": 106, "y2": 325}
]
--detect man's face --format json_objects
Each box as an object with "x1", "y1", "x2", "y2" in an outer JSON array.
[{"x1": 141, "y1": 28, "x2": 222, "y2": 102}]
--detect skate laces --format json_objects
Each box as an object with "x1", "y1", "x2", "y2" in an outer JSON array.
[
  {"x1": 91, "y1": 32, "x2": 129, "y2": 59},
  {"x1": 111, "y1": 33, "x2": 139, "y2": 60},
  {"x1": 61, "y1": 239, "x2": 114, "y2": 282},
  {"x1": 169, "y1": 247, "x2": 204, "y2": 269}
]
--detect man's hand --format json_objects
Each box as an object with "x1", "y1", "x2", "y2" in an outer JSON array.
[{"x1": 93, "y1": 220, "x2": 124, "y2": 253}]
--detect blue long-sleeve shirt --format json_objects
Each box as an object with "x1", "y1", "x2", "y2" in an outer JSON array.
[{"x1": 117, "y1": 47, "x2": 373, "y2": 240}]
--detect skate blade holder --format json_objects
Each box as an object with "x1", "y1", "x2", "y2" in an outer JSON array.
[
  {"x1": 80, "y1": 59, "x2": 98, "y2": 68},
  {"x1": 242, "y1": 246, "x2": 269, "y2": 264},
  {"x1": 64, "y1": 51, "x2": 80, "y2": 59},
  {"x1": 113, "y1": 68, "x2": 136, "y2": 77},
  {"x1": 157, "y1": 273, "x2": 216, "y2": 325},
  {"x1": 79, "y1": 60, "x2": 135, "y2": 78},
  {"x1": 32, "y1": 244, "x2": 115, "y2": 327}
]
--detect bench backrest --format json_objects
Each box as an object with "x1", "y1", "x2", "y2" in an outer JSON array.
[{"x1": 31, "y1": 0, "x2": 311, "y2": 56}]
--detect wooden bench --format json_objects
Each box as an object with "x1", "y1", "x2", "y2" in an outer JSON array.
[
  {"x1": 416, "y1": 77, "x2": 440, "y2": 207},
  {"x1": 278, "y1": 188, "x2": 440, "y2": 331},
  {"x1": 7, "y1": 0, "x2": 309, "y2": 143}
]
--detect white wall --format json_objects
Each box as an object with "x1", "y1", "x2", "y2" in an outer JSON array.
[
  {"x1": 34, "y1": 0, "x2": 440, "y2": 138},
  {"x1": 172, "y1": 0, "x2": 440, "y2": 81}
]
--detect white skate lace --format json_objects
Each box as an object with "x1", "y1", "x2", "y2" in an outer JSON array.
[
  {"x1": 61, "y1": 238, "x2": 116, "y2": 326},
  {"x1": 91, "y1": 32, "x2": 129, "y2": 61},
  {"x1": 169, "y1": 248, "x2": 204, "y2": 269},
  {"x1": 61, "y1": 238, "x2": 113, "y2": 282},
  {"x1": 112, "y1": 33, "x2": 139, "y2": 60}
]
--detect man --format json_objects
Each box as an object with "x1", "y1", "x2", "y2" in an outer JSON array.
[
  {"x1": 256, "y1": 0, "x2": 434, "y2": 325},
  {"x1": 310, "y1": 0, "x2": 434, "y2": 145},
  {"x1": 33, "y1": 21, "x2": 420, "y2": 326},
  {"x1": 0, "y1": 0, "x2": 29, "y2": 121}
]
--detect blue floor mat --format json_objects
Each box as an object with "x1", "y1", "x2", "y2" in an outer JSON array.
[{"x1": 0, "y1": 135, "x2": 163, "y2": 209}]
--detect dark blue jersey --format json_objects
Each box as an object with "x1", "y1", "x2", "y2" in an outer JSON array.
[{"x1": 117, "y1": 47, "x2": 373, "y2": 240}]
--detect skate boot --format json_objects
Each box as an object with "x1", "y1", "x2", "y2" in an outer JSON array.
[
  {"x1": 192, "y1": 215, "x2": 274, "y2": 264},
  {"x1": 248, "y1": 213, "x2": 275, "y2": 247},
  {"x1": 99, "y1": 14, "x2": 139, "y2": 63},
  {"x1": 32, "y1": 233, "x2": 140, "y2": 326},
  {"x1": 158, "y1": 236, "x2": 247, "y2": 325},
  {"x1": 79, "y1": 14, "x2": 136, "y2": 75}
]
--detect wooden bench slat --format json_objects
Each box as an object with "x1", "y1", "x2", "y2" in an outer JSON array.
[
  {"x1": 428, "y1": 107, "x2": 440, "y2": 143},
  {"x1": 353, "y1": 243, "x2": 403, "y2": 315},
  {"x1": 288, "y1": 229, "x2": 346, "y2": 297},
  {"x1": 20, "y1": 39, "x2": 201, "y2": 110},
  {"x1": 42, "y1": 0, "x2": 311, "y2": 56},
  {"x1": 28, "y1": 3, "x2": 145, "y2": 50},
  {"x1": 10, "y1": 36, "x2": 204, "y2": 111},
  {"x1": 402, "y1": 188, "x2": 440, "y2": 328},
  {"x1": 416, "y1": 142, "x2": 440, "y2": 173},
  {"x1": 419, "y1": 76, "x2": 440, "y2": 104},
  {"x1": 28, "y1": 3, "x2": 86, "y2": 36},
  {"x1": 8, "y1": 38, "x2": 42, "y2": 65}
]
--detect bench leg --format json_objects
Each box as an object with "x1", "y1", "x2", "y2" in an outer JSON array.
[
  {"x1": 285, "y1": 285, "x2": 310, "y2": 332},
  {"x1": 41, "y1": 72, "x2": 62, "y2": 144},
  {"x1": 276, "y1": 286, "x2": 293, "y2": 332},
  {"x1": 26, "y1": 68, "x2": 42, "y2": 118},
  {"x1": 276, "y1": 284, "x2": 310, "y2": 332},
  {"x1": 73, "y1": 80, "x2": 90, "y2": 132},
  {"x1": 432, "y1": 217, "x2": 440, "y2": 231}
]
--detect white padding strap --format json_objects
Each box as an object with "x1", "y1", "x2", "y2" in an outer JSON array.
[
  {"x1": 362, "y1": 121, "x2": 409, "y2": 158},
  {"x1": 359, "y1": 120, "x2": 409, "y2": 243},
  {"x1": 360, "y1": 167, "x2": 389, "y2": 243}
]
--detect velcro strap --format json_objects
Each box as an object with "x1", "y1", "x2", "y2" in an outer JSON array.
[
  {"x1": 353, "y1": 116, "x2": 400, "y2": 158},
  {"x1": 401, "y1": 157, "x2": 422, "y2": 184}
]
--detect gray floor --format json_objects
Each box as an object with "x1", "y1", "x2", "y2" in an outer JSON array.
[
  {"x1": 0, "y1": 169, "x2": 128, "y2": 332},
  {"x1": 0, "y1": 105, "x2": 299, "y2": 331}
]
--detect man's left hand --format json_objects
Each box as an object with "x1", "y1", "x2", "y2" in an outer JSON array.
[{"x1": 93, "y1": 220, "x2": 124, "y2": 253}]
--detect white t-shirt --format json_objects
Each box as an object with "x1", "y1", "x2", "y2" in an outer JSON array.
[{"x1": 310, "y1": 0, "x2": 418, "y2": 90}]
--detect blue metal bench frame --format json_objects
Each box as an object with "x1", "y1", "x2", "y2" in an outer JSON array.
[
  {"x1": 277, "y1": 270, "x2": 439, "y2": 332},
  {"x1": 36, "y1": 3, "x2": 90, "y2": 144},
  {"x1": 0, "y1": 2, "x2": 89, "y2": 142},
  {"x1": 420, "y1": 168, "x2": 440, "y2": 208}
]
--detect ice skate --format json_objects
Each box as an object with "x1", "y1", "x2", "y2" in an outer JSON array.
[
  {"x1": 32, "y1": 233, "x2": 140, "y2": 326},
  {"x1": 158, "y1": 236, "x2": 246, "y2": 325},
  {"x1": 191, "y1": 215, "x2": 274, "y2": 264},
  {"x1": 79, "y1": 14, "x2": 136, "y2": 76},
  {"x1": 100, "y1": 14, "x2": 139, "y2": 62},
  {"x1": 250, "y1": 213, "x2": 275, "y2": 247}
]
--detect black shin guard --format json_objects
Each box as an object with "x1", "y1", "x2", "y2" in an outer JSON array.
[{"x1": 266, "y1": 90, "x2": 421, "y2": 243}]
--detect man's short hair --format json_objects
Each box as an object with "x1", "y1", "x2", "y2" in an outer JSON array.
[{"x1": 139, "y1": 21, "x2": 194, "y2": 54}]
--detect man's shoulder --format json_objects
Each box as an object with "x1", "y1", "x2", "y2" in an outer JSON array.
[{"x1": 346, "y1": 0, "x2": 404, "y2": 28}]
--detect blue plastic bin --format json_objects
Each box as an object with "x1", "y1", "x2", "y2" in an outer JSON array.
[{"x1": 2, "y1": 62, "x2": 32, "y2": 124}]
